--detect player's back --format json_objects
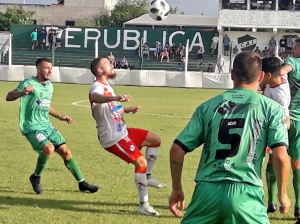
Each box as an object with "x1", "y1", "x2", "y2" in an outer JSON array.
[
  {"x1": 194, "y1": 88, "x2": 287, "y2": 187},
  {"x1": 18, "y1": 77, "x2": 53, "y2": 134}
]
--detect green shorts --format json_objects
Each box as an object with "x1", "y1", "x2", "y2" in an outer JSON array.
[
  {"x1": 25, "y1": 126, "x2": 66, "y2": 154},
  {"x1": 181, "y1": 182, "x2": 269, "y2": 224},
  {"x1": 288, "y1": 119, "x2": 300, "y2": 160}
]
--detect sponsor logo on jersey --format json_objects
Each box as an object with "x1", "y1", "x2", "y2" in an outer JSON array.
[
  {"x1": 227, "y1": 121, "x2": 237, "y2": 126},
  {"x1": 238, "y1": 34, "x2": 257, "y2": 52},
  {"x1": 36, "y1": 99, "x2": 51, "y2": 107},
  {"x1": 232, "y1": 94, "x2": 244, "y2": 99}
]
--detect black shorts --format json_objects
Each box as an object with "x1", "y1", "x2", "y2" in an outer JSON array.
[
  {"x1": 56, "y1": 38, "x2": 61, "y2": 43},
  {"x1": 224, "y1": 46, "x2": 229, "y2": 51},
  {"x1": 286, "y1": 47, "x2": 292, "y2": 51},
  {"x1": 32, "y1": 40, "x2": 38, "y2": 45}
]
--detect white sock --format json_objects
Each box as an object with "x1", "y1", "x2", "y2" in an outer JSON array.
[
  {"x1": 134, "y1": 173, "x2": 148, "y2": 203},
  {"x1": 146, "y1": 147, "x2": 159, "y2": 177}
]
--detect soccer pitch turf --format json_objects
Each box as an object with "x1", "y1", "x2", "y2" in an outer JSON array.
[{"x1": 0, "y1": 81, "x2": 296, "y2": 224}]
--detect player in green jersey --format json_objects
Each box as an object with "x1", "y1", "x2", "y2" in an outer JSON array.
[
  {"x1": 6, "y1": 58, "x2": 99, "y2": 195},
  {"x1": 280, "y1": 38, "x2": 300, "y2": 220},
  {"x1": 169, "y1": 52, "x2": 291, "y2": 224}
]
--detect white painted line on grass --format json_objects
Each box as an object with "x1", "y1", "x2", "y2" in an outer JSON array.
[{"x1": 71, "y1": 100, "x2": 190, "y2": 119}]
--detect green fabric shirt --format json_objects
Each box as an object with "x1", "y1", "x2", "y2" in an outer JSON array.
[
  {"x1": 31, "y1": 31, "x2": 37, "y2": 41},
  {"x1": 285, "y1": 57, "x2": 300, "y2": 121},
  {"x1": 175, "y1": 88, "x2": 288, "y2": 187},
  {"x1": 16, "y1": 77, "x2": 53, "y2": 134}
]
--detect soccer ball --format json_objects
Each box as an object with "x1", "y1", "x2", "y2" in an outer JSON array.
[{"x1": 149, "y1": 0, "x2": 170, "y2": 21}]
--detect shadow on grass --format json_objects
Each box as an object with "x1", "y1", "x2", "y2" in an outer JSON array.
[
  {"x1": 269, "y1": 216, "x2": 296, "y2": 221},
  {"x1": 0, "y1": 195, "x2": 175, "y2": 218}
]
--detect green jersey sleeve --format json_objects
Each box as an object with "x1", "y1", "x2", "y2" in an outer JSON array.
[
  {"x1": 175, "y1": 107, "x2": 204, "y2": 153},
  {"x1": 285, "y1": 57, "x2": 296, "y2": 72},
  {"x1": 16, "y1": 80, "x2": 27, "y2": 92},
  {"x1": 267, "y1": 105, "x2": 289, "y2": 149}
]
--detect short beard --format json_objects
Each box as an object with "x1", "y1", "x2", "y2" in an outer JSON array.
[{"x1": 108, "y1": 71, "x2": 117, "y2": 79}]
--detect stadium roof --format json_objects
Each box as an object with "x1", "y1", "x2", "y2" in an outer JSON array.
[{"x1": 124, "y1": 14, "x2": 218, "y2": 28}]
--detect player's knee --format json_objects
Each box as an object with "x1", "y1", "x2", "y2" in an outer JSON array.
[
  {"x1": 56, "y1": 145, "x2": 72, "y2": 160},
  {"x1": 42, "y1": 143, "x2": 55, "y2": 157},
  {"x1": 133, "y1": 156, "x2": 147, "y2": 173},
  {"x1": 146, "y1": 132, "x2": 161, "y2": 147}
]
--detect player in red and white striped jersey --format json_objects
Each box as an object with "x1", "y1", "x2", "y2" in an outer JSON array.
[
  {"x1": 260, "y1": 57, "x2": 291, "y2": 214},
  {"x1": 88, "y1": 57, "x2": 166, "y2": 216}
]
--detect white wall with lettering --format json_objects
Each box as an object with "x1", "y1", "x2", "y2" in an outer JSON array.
[{"x1": 226, "y1": 31, "x2": 299, "y2": 52}]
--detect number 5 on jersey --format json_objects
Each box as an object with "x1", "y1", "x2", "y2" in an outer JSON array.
[{"x1": 215, "y1": 118, "x2": 245, "y2": 160}]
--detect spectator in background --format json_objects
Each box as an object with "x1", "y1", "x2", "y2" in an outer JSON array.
[
  {"x1": 179, "y1": 46, "x2": 185, "y2": 59},
  {"x1": 280, "y1": 36, "x2": 287, "y2": 54},
  {"x1": 142, "y1": 43, "x2": 150, "y2": 59},
  {"x1": 107, "y1": 52, "x2": 116, "y2": 68},
  {"x1": 254, "y1": 46, "x2": 262, "y2": 56},
  {"x1": 55, "y1": 27, "x2": 68, "y2": 49},
  {"x1": 217, "y1": 54, "x2": 225, "y2": 74},
  {"x1": 232, "y1": 45, "x2": 239, "y2": 55},
  {"x1": 197, "y1": 47, "x2": 204, "y2": 61},
  {"x1": 176, "y1": 63, "x2": 183, "y2": 72},
  {"x1": 223, "y1": 34, "x2": 231, "y2": 56},
  {"x1": 287, "y1": 36, "x2": 293, "y2": 54},
  {"x1": 120, "y1": 56, "x2": 129, "y2": 69},
  {"x1": 47, "y1": 26, "x2": 56, "y2": 50},
  {"x1": 155, "y1": 41, "x2": 163, "y2": 58},
  {"x1": 165, "y1": 43, "x2": 170, "y2": 53},
  {"x1": 31, "y1": 28, "x2": 38, "y2": 51},
  {"x1": 170, "y1": 43, "x2": 177, "y2": 59},
  {"x1": 211, "y1": 33, "x2": 219, "y2": 56},
  {"x1": 269, "y1": 37, "x2": 276, "y2": 57},
  {"x1": 288, "y1": 1, "x2": 295, "y2": 11},
  {"x1": 262, "y1": 47, "x2": 269, "y2": 58},
  {"x1": 160, "y1": 49, "x2": 169, "y2": 62},
  {"x1": 177, "y1": 43, "x2": 183, "y2": 56},
  {"x1": 39, "y1": 27, "x2": 47, "y2": 50}
]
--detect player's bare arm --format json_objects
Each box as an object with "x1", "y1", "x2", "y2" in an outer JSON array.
[
  {"x1": 49, "y1": 107, "x2": 73, "y2": 124},
  {"x1": 124, "y1": 106, "x2": 142, "y2": 114},
  {"x1": 280, "y1": 64, "x2": 292, "y2": 76},
  {"x1": 169, "y1": 143, "x2": 185, "y2": 217},
  {"x1": 286, "y1": 116, "x2": 290, "y2": 130},
  {"x1": 272, "y1": 145, "x2": 291, "y2": 214},
  {"x1": 6, "y1": 85, "x2": 34, "y2": 101},
  {"x1": 90, "y1": 93, "x2": 132, "y2": 104}
]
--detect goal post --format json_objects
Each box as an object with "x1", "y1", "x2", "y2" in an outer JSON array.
[{"x1": 185, "y1": 39, "x2": 190, "y2": 72}]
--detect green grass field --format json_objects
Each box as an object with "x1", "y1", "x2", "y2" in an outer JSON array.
[{"x1": 0, "y1": 81, "x2": 296, "y2": 224}]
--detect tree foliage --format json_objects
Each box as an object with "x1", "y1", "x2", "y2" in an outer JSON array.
[{"x1": 0, "y1": 5, "x2": 35, "y2": 31}]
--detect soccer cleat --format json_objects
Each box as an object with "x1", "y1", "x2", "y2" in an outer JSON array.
[
  {"x1": 267, "y1": 204, "x2": 277, "y2": 213},
  {"x1": 295, "y1": 207, "x2": 300, "y2": 218},
  {"x1": 147, "y1": 177, "x2": 167, "y2": 189},
  {"x1": 78, "y1": 180, "x2": 99, "y2": 193},
  {"x1": 138, "y1": 202, "x2": 159, "y2": 216},
  {"x1": 29, "y1": 174, "x2": 43, "y2": 194}
]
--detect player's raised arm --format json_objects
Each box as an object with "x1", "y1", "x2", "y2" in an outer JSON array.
[
  {"x1": 6, "y1": 85, "x2": 34, "y2": 101},
  {"x1": 90, "y1": 93, "x2": 131, "y2": 104},
  {"x1": 280, "y1": 64, "x2": 292, "y2": 76}
]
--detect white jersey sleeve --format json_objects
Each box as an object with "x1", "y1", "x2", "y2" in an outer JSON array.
[
  {"x1": 272, "y1": 85, "x2": 290, "y2": 116},
  {"x1": 89, "y1": 83, "x2": 104, "y2": 95}
]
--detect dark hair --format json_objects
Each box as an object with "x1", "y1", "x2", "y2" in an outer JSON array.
[
  {"x1": 90, "y1": 57, "x2": 102, "y2": 76},
  {"x1": 232, "y1": 51, "x2": 262, "y2": 84},
  {"x1": 262, "y1": 57, "x2": 281, "y2": 77},
  {"x1": 36, "y1": 58, "x2": 51, "y2": 67}
]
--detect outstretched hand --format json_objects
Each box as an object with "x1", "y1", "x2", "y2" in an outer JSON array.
[
  {"x1": 23, "y1": 85, "x2": 34, "y2": 95},
  {"x1": 115, "y1": 94, "x2": 132, "y2": 102},
  {"x1": 127, "y1": 106, "x2": 142, "y2": 114},
  {"x1": 59, "y1": 115, "x2": 74, "y2": 124}
]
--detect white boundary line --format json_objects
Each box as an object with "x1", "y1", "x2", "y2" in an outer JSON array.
[{"x1": 71, "y1": 100, "x2": 190, "y2": 119}]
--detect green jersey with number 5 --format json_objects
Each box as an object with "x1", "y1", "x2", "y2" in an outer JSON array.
[
  {"x1": 175, "y1": 88, "x2": 288, "y2": 187},
  {"x1": 16, "y1": 77, "x2": 53, "y2": 135}
]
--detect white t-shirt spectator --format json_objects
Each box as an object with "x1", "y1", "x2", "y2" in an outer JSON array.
[{"x1": 212, "y1": 36, "x2": 219, "y2": 44}]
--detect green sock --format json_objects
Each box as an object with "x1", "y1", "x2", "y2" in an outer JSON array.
[
  {"x1": 293, "y1": 169, "x2": 300, "y2": 207},
  {"x1": 34, "y1": 153, "x2": 49, "y2": 176},
  {"x1": 266, "y1": 163, "x2": 277, "y2": 205},
  {"x1": 64, "y1": 158, "x2": 84, "y2": 181}
]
